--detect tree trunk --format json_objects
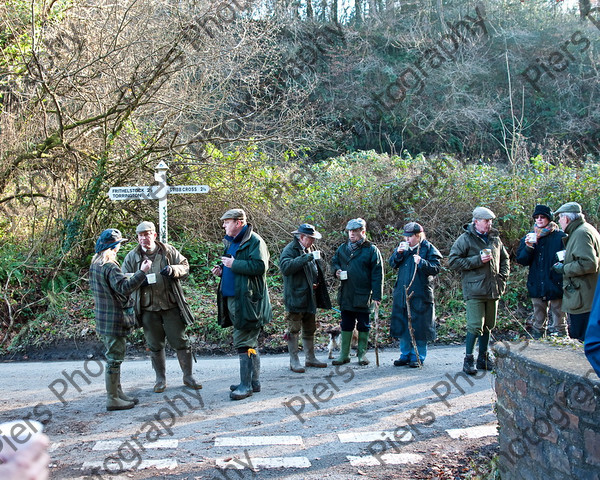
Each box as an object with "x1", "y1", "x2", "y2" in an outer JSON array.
[{"x1": 307, "y1": 0, "x2": 314, "y2": 18}]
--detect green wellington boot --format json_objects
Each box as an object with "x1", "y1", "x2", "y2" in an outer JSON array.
[
  {"x1": 150, "y1": 349, "x2": 167, "y2": 393},
  {"x1": 356, "y1": 331, "x2": 370, "y2": 366},
  {"x1": 332, "y1": 330, "x2": 352, "y2": 365},
  {"x1": 177, "y1": 349, "x2": 202, "y2": 389},
  {"x1": 106, "y1": 366, "x2": 135, "y2": 411}
]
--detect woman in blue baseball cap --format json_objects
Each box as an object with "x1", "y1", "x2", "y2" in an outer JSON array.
[{"x1": 89, "y1": 229, "x2": 152, "y2": 411}]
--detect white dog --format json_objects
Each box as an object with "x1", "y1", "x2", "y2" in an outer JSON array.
[{"x1": 326, "y1": 326, "x2": 359, "y2": 359}]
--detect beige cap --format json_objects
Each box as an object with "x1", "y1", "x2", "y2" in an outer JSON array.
[
  {"x1": 472, "y1": 207, "x2": 496, "y2": 220},
  {"x1": 136, "y1": 221, "x2": 156, "y2": 234},
  {"x1": 220, "y1": 209, "x2": 247, "y2": 222}
]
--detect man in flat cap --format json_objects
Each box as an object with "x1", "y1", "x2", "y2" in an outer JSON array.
[
  {"x1": 449, "y1": 207, "x2": 510, "y2": 375},
  {"x1": 331, "y1": 218, "x2": 384, "y2": 366},
  {"x1": 552, "y1": 202, "x2": 600, "y2": 341},
  {"x1": 516, "y1": 204, "x2": 567, "y2": 338},
  {"x1": 211, "y1": 209, "x2": 272, "y2": 400},
  {"x1": 123, "y1": 221, "x2": 200, "y2": 393},
  {"x1": 279, "y1": 224, "x2": 331, "y2": 373},
  {"x1": 389, "y1": 222, "x2": 442, "y2": 368}
]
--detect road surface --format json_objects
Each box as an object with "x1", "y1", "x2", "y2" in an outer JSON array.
[{"x1": 1, "y1": 345, "x2": 498, "y2": 479}]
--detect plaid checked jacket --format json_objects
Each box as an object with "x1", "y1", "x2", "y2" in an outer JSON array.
[{"x1": 89, "y1": 260, "x2": 146, "y2": 337}]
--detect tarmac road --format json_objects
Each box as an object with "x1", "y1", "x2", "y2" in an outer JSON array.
[{"x1": 0, "y1": 345, "x2": 499, "y2": 479}]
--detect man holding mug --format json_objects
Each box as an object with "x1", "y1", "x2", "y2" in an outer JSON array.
[
  {"x1": 331, "y1": 218, "x2": 384, "y2": 366},
  {"x1": 516, "y1": 204, "x2": 567, "y2": 338},
  {"x1": 279, "y1": 223, "x2": 331, "y2": 373},
  {"x1": 449, "y1": 207, "x2": 510, "y2": 375},
  {"x1": 122, "y1": 221, "x2": 200, "y2": 393},
  {"x1": 551, "y1": 202, "x2": 600, "y2": 341}
]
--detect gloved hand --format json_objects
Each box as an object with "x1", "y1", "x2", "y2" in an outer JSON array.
[
  {"x1": 160, "y1": 265, "x2": 173, "y2": 277},
  {"x1": 552, "y1": 262, "x2": 564, "y2": 275}
]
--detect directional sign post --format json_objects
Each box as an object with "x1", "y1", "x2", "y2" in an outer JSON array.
[{"x1": 108, "y1": 161, "x2": 209, "y2": 243}]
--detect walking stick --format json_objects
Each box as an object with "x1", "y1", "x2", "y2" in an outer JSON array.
[
  {"x1": 404, "y1": 242, "x2": 422, "y2": 368},
  {"x1": 373, "y1": 303, "x2": 380, "y2": 367}
]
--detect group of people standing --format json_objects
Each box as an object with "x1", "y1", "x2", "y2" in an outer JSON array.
[{"x1": 89, "y1": 202, "x2": 600, "y2": 410}]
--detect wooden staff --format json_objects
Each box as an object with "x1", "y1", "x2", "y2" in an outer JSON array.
[
  {"x1": 373, "y1": 303, "x2": 380, "y2": 367},
  {"x1": 404, "y1": 242, "x2": 422, "y2": 368}
]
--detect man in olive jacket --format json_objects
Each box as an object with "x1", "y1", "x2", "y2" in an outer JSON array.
[
  {"x1": 448, "y1": 207, "x2": 510, "y2": 375},
  {"x1": 552, "y1": 202, "x2": 600, "y2": 341},
  {"x1": 211, "y1": 209, "x2": 272, "y2": 400},
  {"x1": 331, "y1": 218, "x2": 384, "y2": 366},
  {"x1": 122, "y1": 221, "x2": 199, "y2": 393},
  {"x1": 280, "y1": 224, "x2": 331, "y2": 373}
]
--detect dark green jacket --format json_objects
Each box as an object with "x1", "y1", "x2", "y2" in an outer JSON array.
[
  {"x1": 331, "y1": 239, "x2": 384, "y2": 312},
  {"x1": 448, "y1": 223, "x2": 510, "y2": 300},
  {"x1": 279, "y1": 237, "x2": 331, "y2": 313},
  {"x1": 217, "y1": 224, "x2": 272, "y2": 330},
  {"x1": 561, "y1": 217, "x2": 600, "y2": 314},
  {"x1": 122, "y1": 241, "x2": 195, "y2": 325}
]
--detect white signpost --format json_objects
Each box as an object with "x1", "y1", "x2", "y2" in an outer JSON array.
[{"x1": 108, "y1": 161, "x2": 210, "y2": 243}]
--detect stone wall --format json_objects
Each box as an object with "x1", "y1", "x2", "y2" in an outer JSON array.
[{"x1": 493, "y1": 341, "x2": 600, "y2": 480}]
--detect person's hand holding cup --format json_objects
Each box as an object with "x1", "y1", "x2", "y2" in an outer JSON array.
[
  {"x1": 398, "y1": 241, "x2": 409, "y2": 252},
  {"x1": 556, "y1": 250, "x2": 566, "y2": 262},
  {"x1": 526, "y1": 232, "x2": 537, "y2": 246},
  {"x1": 311, "y1": 250, "x2": 321, "y2": 260},
  {"x1": 480, "y1": 248, "x2": 492, "y2": 263}
]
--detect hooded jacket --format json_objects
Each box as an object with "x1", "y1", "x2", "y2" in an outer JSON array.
[{"x1": 448, "y1": 223, "x2": 510, "y2": 300}]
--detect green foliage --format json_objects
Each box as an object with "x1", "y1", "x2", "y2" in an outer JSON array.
[{"x1": 5, "y1": 147, "x2": 600, "y2": 352}]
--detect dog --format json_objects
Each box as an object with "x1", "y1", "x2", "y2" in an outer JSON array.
[{"x1": 326, "y1": 326, "x2": 359, "y2": 359}]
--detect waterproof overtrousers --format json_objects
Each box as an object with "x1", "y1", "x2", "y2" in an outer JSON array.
[
  {"x1": 150, "y1": 349, "x2": 167, "y2": 393},
  {"x1": 357, "y1": 331, "x2": 370, "y2": 365},
  {"x1": 304, "y1": 336, "x2": 327, "y2": 368},
  {"x1": 177, "y1": 349, "x2": 202, "y2": 389},
  {"x1": 106, "y1": 366, "x2": 135, "y2": 411},
  {"x1": 332, "y1": 331, "x2": 352, "y2": 365},
  {"x1": 287, "y1": 332, "x2": 305, "y2": 373},
  {"x1": 230, "y1": 351, "x2": 261, "y2": 392},
  {"x1": 230, "y1": 350, "x2": 254, "y2": 400}
]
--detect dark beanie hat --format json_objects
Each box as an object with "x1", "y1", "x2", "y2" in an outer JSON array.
[{"x1": 532, "y1": 204, "x2": 552, "y2": 220}]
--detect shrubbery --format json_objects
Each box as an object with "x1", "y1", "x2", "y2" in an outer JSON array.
[{"x1": 2, "y1": 148, "x2": 599, "y2": 354}]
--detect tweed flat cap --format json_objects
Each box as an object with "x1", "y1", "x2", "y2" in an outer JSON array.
[
  {"x1": 220, "y1": 209, "x2": 247, "y2": 222},
  {"x1": 472, "y1": 207, "x2": 496, "y2": 220},
  {"x1": 346, "y1": 218, "x2": 366, "y2": 230},
  {"x1": 554, "y1": 202, "x2": 582, "y2": 215}
]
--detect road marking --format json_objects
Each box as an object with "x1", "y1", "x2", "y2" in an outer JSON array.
[
  {"x1": 82, "y1": 459, "x2": 177, "y2": 471},
  {"x1": 214, "y1": 435, "x2": 303, "y2": 446},
  {"x1": 446, "y1": 424, "x2": 498, "y2": 439},
  {"x1": 338, "y1": 431, "x2": 413, "y2": 443},
  {"x1": 92, "y1": 439, "x2": 178, "y2": 450},
  {"x1": 347, "y1": 453, "x2": 423, "y2": 466},
  {"x1": 217, "y1": 456, "x2": 311, "y2": 469}
]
